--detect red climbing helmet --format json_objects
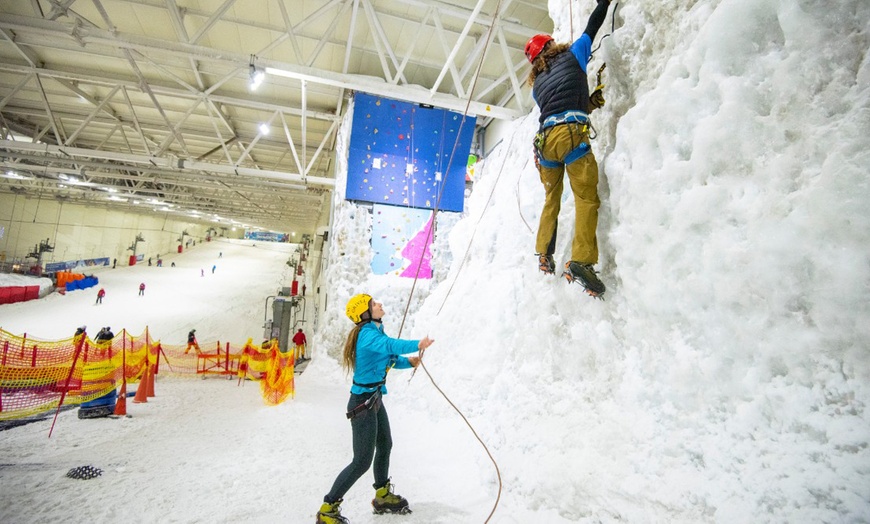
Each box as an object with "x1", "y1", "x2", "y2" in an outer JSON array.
[{"x1": 525, "y1": 34, "x2": 554, "y2": 63}]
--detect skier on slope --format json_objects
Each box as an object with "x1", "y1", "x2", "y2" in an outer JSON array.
[{"x1": 526, "y1": 0, "x2": 612, "y2": 298}]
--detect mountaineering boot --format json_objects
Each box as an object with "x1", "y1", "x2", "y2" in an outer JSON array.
[
  {"x1": 538, "y1": 253, "x2": 556, "y2": 275},
  {"x1": 372, "y1": 480, "x2": 412, "y2": 515},
  {"x1": 316, "y1": 500, "x2": 349, "y2": 524},
  {"x1": 563, "y1": 261, "x2": 606, "y2": 298}
]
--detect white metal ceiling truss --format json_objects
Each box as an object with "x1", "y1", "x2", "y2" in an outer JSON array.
[{"x1": 0, "y1": 0, "x2": 551, "y2": 234}]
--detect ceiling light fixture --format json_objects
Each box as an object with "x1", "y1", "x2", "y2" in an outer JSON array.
[
  {"x1": 249, "y1": 55, "x2": 265, "y2": 91},
  {"x1": 258, "y1": 123, "x2": 270, "y2": 135}
]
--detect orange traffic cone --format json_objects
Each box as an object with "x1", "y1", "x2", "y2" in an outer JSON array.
[
  {"x1": 145, "y1": 363, "x2": 155, "y2": 398},
  {"x1": 132, "y1": 366, "x2": 149, "y2": 404},
  {"x1": 114, "y1": 383, "x2": 127, "y2": 415}
]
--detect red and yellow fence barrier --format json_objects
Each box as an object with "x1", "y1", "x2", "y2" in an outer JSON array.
[{"x1": 0, "y1": 327, "x2": 295, "y2": 422}]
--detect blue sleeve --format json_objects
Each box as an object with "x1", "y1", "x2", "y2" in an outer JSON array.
[
  {"x1": 357, "y1": 327, "x2": 419, "y2": 357},
  {"x1": 393, "y1": 356, "x2": 413, "y2": 369},
  {"x1": 570, "y1": 33, "x2": 592, "y2": 74}
]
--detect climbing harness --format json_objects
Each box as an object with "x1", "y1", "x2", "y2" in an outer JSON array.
[
  {"x1": 542, "y1": 109, "x2": 589, "y2": 129},
  {"x1": 346, "y1": 387, "x2": 383, "y2": 419},
  {"x1": 534, "y1": 110, "x2": 593, "y2": 169}
]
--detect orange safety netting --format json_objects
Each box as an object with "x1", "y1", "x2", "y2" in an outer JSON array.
[
  {"x1": 238, "y1": 341, "x2": 295, "y2": 406},
  {"x1": 0, "y1": 328, "x2": 296, "y2": 421}
]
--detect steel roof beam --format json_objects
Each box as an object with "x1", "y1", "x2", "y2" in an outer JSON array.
[
  {"x1": 0, "y1": 140, "x2": 336, "y2": 187},
  {"x1": 0, "y1": 63, "x2": 339, "y2": 123},
  {"x1": 0, "y1": 13, "x2": 522, "y2": 119}
]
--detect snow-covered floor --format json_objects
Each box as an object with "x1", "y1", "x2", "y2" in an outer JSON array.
[
  {"x1": 2, "y1": 0, "x2": 869, "y2": 522},
  {"x1": 0, "y1": 240, "x2": 517, "y2": 523}
]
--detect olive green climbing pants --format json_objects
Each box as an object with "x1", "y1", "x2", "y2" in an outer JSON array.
[{"x1": 535, "y1": 122, "x2": 600, "y2": 264}]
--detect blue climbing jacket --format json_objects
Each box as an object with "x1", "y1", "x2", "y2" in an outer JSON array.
[{"x1": 350, "y1": 321, "x2": 418, "y2": 395}]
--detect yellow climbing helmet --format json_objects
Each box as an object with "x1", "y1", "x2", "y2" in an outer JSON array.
[{"x1": 346, "y1": 293, "x2": 373, "y2": 324}]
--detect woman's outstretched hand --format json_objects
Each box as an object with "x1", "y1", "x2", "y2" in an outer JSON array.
[
  {"x1": 417, "y1": 336, "x2": 434, "y2": 351},
  {"x1": 408, "y1": 337, "x2": 434, "y2": 368}
]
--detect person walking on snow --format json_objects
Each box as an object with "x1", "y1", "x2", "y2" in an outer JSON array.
[
  {"x1": 94, "y1": 327, "x2": 114, "y2": 352},
  {"x1": 316, "y1": 294, "x2": 434, "y2": 524},
  {"x1": 184, "y1": 329, "x2": 200, "y2": 354},
  {"x1": 292, "y1": 328, "x2": 308, "y2": 362},
  {"x1": 526, "y1": 0, "x2": 612, "y2": 298},
  {"x1": 212, "y1": 264, "x2": 216, "y2": 274},
  {"x1": 139, "y1": 282, "x2": 145, "y2": 296},
  {"x1": 95, "y1": 287, "x2": 105, "y2": 304}
]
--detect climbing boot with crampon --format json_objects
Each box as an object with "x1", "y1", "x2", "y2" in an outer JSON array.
[
  {"x1": 563, "y1": 261, "x2": 606, "y2": 298},
  {"x1": 316, "y1": 500, "x2": 349, "y2": 524},
  {"x1": 372, "y1": 480, "x2": 412, "y2": 515},
  {"x1": 538, "y1": 253, "x2": 556, "y2": 275}
]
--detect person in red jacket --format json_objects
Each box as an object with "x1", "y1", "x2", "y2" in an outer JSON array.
[
  {"x1": 292, "y1": 328, "x2": 308, "y2": 362},
  {"x1": 96, "y1": 288, "x2": 105, "y2": 304},
  {"x1": 139, "y1": 282, "x2": 145, "y2": 296}
]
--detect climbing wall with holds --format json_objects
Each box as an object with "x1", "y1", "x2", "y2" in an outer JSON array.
[{"x1": 345, "y1": 93, "x2": 475, "y2": 212}]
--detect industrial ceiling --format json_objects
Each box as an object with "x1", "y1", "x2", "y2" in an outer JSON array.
[{"x1": 0, "y1": 0, "x2": 552, "y2": 235}]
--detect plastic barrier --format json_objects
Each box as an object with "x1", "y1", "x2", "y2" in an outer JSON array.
[
  {"x1": 55, "y1": 271, "x2": 86, "y2": 288},
  {"x1": 0, "y1": 328, "x2": 294, "y2": 428},
  {"x1": 0, "y1": 286, "x2": 40, "y2": 305},
  {"x1": 65, "y1": 276, "x2": 98, "y2": 292},
  {"x1": 78, "y1": 389, "x2": 118, "y2": 419}
]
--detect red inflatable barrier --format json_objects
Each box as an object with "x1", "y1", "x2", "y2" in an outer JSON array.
[{"x1": 0, "y1": 285, "x2": 41, "y2": 304}]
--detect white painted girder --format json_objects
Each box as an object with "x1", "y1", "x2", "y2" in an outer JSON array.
[{"x1": 0, "y1": 12, "x2": 524, "y2": 119}]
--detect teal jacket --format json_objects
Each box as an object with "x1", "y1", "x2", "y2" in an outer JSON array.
[{"x1": 350, "y1": 321, "x2": 419, "y2": 395}]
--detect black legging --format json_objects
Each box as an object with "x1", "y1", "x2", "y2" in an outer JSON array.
[{"x1": 325, "y1": 392, "x2": 393, "y2": 503}]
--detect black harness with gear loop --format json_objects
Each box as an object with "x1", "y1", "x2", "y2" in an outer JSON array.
[{"x1": 346, "y1": 380, "x2": 386, "y2": 419}]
